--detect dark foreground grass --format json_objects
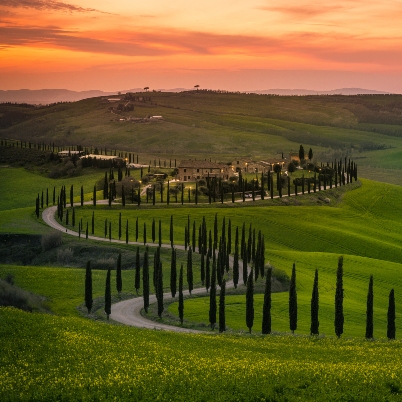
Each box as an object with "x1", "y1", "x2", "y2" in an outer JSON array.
[{"x1": 1, "y1": 307, "x2": 402, "y2": 401}]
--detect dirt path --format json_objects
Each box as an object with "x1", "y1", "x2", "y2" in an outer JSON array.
[{"x1": 42, "y1": 202, "x2": 239, "y2": 333}]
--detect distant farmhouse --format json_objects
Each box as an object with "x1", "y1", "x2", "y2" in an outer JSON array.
[
  {"x1": 233, "y1": 158, "x2": 285, "y2": 173},
  {"x1": 177, "y1": 160, "x2": 231, "y2": 181},
  {"x1": 58, "y1": 150, "x2": 84, "y2": 158}
]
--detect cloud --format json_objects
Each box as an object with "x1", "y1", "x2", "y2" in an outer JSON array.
[
  {"x1": 1, "y1": 0, "x2": 102, "y2": 13},
  {"x1": 258, "y1": 4, "x2": 346, "y2": 18}
]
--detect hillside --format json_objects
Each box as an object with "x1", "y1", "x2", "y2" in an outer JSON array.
[{"x1": 1, "y1": 92, "x2": 402, "y2": 184}]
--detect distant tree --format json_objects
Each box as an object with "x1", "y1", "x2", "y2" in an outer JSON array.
[
  {"x1": 144, "y1": 86, "x2": 149, "y2": 92},
  {"x1": 85, "y1": 261, "x2": 93, "y2": 314},
  {"x1": 156, "y1": 262, "x2": 164, "y2": 318},
  {"x1": 289, "y1": 263, "x2": 297, "y2": 334},
  {"x1": 194, "y1": 84, "x2": 200, "y2": 91},
  {"x1": 262, "y1": 266, "x2": 272, "y2": 335},
  {"x1": 308, "y1": 148, "x2": 313, "y2": 161},
  {"x1": 365, "y1": 275, "x2": 374, "y2": 339},
  {"x1": 335, "y1": 256, "x2": 344, "y2": 338},
  {"x1": 70, "y1": 185, "x2": 74, "y2": 208},
  {"x1": 387, "y1": 289, "x2": 396, "y2": 340},
  {"x1": 288, "y1": 161, "x2": 296, "y2": 175},
  {"x1": 310, "y1": 269, "x2": 319, "y2": 335},
  {"x1": 93, "y1": 185, "x2": 96, "y2": 206},
  {"x1": 125, "y1": 219, "x2": 129, "y2": 244},
  {"x1": 179, "y1": 263, "x2": 184, "y2": 324},
  {"x1": 299, "y1": 145, "x2": 305, "y2": 161},
  {"x1": 143, "y1": 222, "x2": 147, "y2": 245},
  {"x1": 246, "y1": 269, "x2": 254, "y2": 333},
  {"x1": 116, "y1": 253, "x2": 122, "y2": 294},
  {"x1": 219, "y1": 279, "x2": 226, "y2": 333},
  {"x1": 152, "y1": 218, "x2": 156, "y2": 243},
  {"x1": 205, "y1": 253, "x2": 211, "y2": 292},
  {"x1": 104, "y1": 268, "x2": 111, "y2": 320},
  {"x1": 81, "y1": 185, "x2": 84, "y2": 207}
]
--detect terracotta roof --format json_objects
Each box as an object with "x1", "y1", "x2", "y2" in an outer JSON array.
[{"x1": 178, "y1": 160, "x2": 223, "y2": 169}]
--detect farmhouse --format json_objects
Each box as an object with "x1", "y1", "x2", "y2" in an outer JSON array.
[
  {"x1": 233, "y1": 158, "x2": 285, "y2": 173},
  {"x1": 58, "y1": 150, "x2": 83, "y2": 158},
  {"x1": 80, "y1": 154, "x2": 124, "y2": 163},
  {"x1": 177, "y1": 160, "x2": 231, "y2": 181}
]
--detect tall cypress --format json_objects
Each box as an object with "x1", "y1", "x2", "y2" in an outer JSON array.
[
  {"x1": 170, "y1": 248, "x2": 177, "y2": 297},
  {"x1": 125, "y1": 219, "x2": 129, "y2": 244},
  {"x1": 335, "y1": 256, "x2": 344, "y2": 338},
  {"x1": 152, "y1": 218, "x2": 156, "y2": 243},
  {"x1": 91, "y1": 211, "x2": 95, "y2": 235},
  {"x1": 310, "y1": 269, "x2": 319, "y2": 335},
  {"x1": 156, "y1": 262, "x2": 164, "y2": 318},
  {"x1": 187, "y1": 247, "x2": 193, "y2": 294},
  {"x1": 246, "y1": 269, "x2": 254, "y2": 333},
  {"x1": 262, "y1": 266, "x2": 272, "y2": 334},
  {"x1": 219, "y1": 279, "x2": 226, "y2": 333},
  {"x1": 365, "y1": 275, "x2": 374, "y2": 339},
  {"x1": 104, "y1": 268, "x2": 111, "y2": 320},
  {"x1": 289, "y1": 263, "x2": 297, "y2": 334},
  {"x1": 135, "y1": 246, "x2": 141, "y2": 294},
  {"x1": 104, "y1": 218, "x2": 107, "y2": 237},
  {"x1": 143, "y1": 222, "x2": 147, "y2": 245},
  {"x1": 205, "y1": 253, "x2": 210, "y2": 292},
  {"x1": 109, "y1": 221, "x2": 112, "y2": 242},
  {"x1": 85, "y1": 261, "x2": 93, "y2": 314},
  {"x1": 93, "y1": 185, "x2": 96, "y2": 206},
  {"x1": 136, "y1": 217, "x2": 139, "y2": 241},
  {"x1": 116, "y1": 253, "x2": 122, "y2": 294},
  {"x1": 178, "y1": 264, "x2": 184, "y2": 324},
  {"x1": 80, "y1": 185, "x2": 84, "y2": 206},
  {"x1": 143, "y1": 247, "x2": 149, "y2": 313},
  {"x1": 201, "y1": 252, "x2": 205, "y2": 285},
  {"x1": 387, "y1": 289, "x2": 396, "y2": 340},
  {"x1": 170, "y1": 215, "x2": 174, "y2": 248},
  {"x1": 209, "y1": 256, "x2": 217, "y2": 329}
]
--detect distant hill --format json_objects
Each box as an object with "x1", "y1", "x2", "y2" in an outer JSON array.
[
  {"x1": 0, "y1": 87, "x2": 394, "y2": 104},
  {"x1": 253, "y1": 88, "x2": 393, "y2": 96}
]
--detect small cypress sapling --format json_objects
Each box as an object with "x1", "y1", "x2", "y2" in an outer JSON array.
[
  {"x1": 219, "y1": 279, "x2": 226, "y2": 333},
  {"x1": 289, "y1": 263, "x2": 297, "y2": 334},
  {"x1": 262, "y1": 266, "x2": 272, "y2": 334},
  {"x1": 135, "y1": 247, "x2": 141, "y2": 294},
  {"x1": 178, "y1": 263, "x2": 184, "y2": 324},
  {"x1": 334, "y1": 256, "x2": 344, "y2": 338},
  {"x1": 310, "y1": 269, "x2": 319, "y2": 336},
  {"x1": 365, "y1": 275, "x2": 374, "y2": 339},
  {"x1": 104, "y1": 268, "x2": 112, "y2": 320},
  {"x1": 116, "y1": 253, "x2": 122, "y2": 294},
  {"x1": 387, "y1": 289, "x2": 396, "y2": 340},
  {"x1": 85, "y1": 261, "x2": 93, "y2": 314},
  {"x1": 246, "y1": 269, "x2": 254, "y2": 333}
]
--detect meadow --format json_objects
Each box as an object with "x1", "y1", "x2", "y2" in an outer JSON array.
[{"x1": 1, "y1": 92, "x2": 402, "y2": 400}]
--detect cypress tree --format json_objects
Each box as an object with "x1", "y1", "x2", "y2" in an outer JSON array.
[
  {"x1": 104, "y1": 218, "x2": 107, "y2": 237},
  {"x1": 143, "y1": 222, "x2": 147, "y2": 245},
  {"x1": 227, "y1": 219, "x2": 232, "y2": 255},
  {"x1": 104, "y1": 268, "x2": 111, "y2": 320},
  {"x1": 170, "y1": 248, "x2": 177, "y2": 297},
  {"x1": 365, "y1": 275, "x2": 374, "y2": 339},
  {"x1": 152, "y1": 218, "x2": 156, "y2": 243},
  {"x1": 209, "y1": 257, "x2": 217, "y2": 329},
  {"x1": 178, "y1": 263, "x2": 184, "y2": 324},
  {"x1": 158, "y1": 220, "x2": 162, "y2": 247},
  {"x1": 53, "y1": 186, "x2": 56, "y2": 205},
  {"x1": 233, "y1": 233, "x2": 239, "y2": 289},
  {"x1": 122, "y1": 185, "x2": 125, "y2": 206},
  {"x1": 85, "y1": 222, "x2": 88, "y2": 239},
  {"x1": 289, "y1": 263, "x2": 297, "y2": 334},
  {"x1": 201, "y1": 252, "x2": 205, "y2": 285},
  {"x1": 85, "y1": 261, "x2": 93, "y2": 313},
  {"x1": 143, "y1": 247, "x2": 149, "y2": 313},
  {"x1": 205, "y1": 253, "x2": 210, "y2": 292},
  {"x1": 116, "y1": 253, "x2": 122, "y2": 294},
  {"x1": 81, "y1": 185, "x2": 84, "y2": 207},
  {"x1": 310, "y1": 269, "x2": 319, "y2": 336},
  {"x1": 135, "y1": 247, "x2": 141, "y2": 294},
  {"x1": 109, "y1": 221, "x2": 112, "y2": 242},
  {"x1": 136, "y1": 217, "x2": 139, "y2": 241},
  {"x1": 118, "y1": 212, "x2": 122, "y2": 240},
  {"x1": 262, "y1": 266, "x2": 272, "y2": 334},
  {"x1": 192, "y1": 221, "x2": 196, "y2": 251},
  {"x1": 213, "y1": 213, "x2": 218, "y2": 250},
  {"x1": 219, "y1": 279, "x2": 226, "y2": 333},
  {"x1": 187, "y1": 247, "x2": 193, "y2": 294},
  {"x1": 125, "y1": 220, "x2": 129, "y2": 244},
  {"x1": 170, "y1": 215, "x2": 174, "y2": 248},
  {"x1": 70, "y1": 184, "x2": 74, "y2": 207},
  {"x1": 93, "y1": 185, "x2": 96, "y2": 206},
  {"x1": 247, "y1": 224, "x2": 252, "y2": 263},
  {"x1": 91, "y1": 211, "x2": 95, "y2": 234},
  {"x1": 387, "y1": 289, "x2": 396, "y2": 340},
  {"x1": 246, "y1": 269, "x2": 254, "y2": 333},
  {"x1": 335, "y1": 256, "x2": 344, "y2": 338},
  {"x1": 156, "y1": 262, "x2": 164, "y2": 318}
]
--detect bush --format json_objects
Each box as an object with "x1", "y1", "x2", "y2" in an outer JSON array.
[
  {"x1": 41, "y1": 231, "x2": 63, "y2": 252},
  {"x1": 267, "y1": 263, "x2": 290, "y2": 286},
  {"x1": 57, "y1": 248, "x2": 74, "y2": 266},
  {"x1": 94, "y1": 258, "x2": 115, "y2": 270}
]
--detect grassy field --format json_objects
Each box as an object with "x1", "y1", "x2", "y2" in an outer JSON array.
[{"x1": 1, "y1": 92, "x2": 402, "y2": 183}]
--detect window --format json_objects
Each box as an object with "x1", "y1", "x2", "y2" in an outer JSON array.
[
  {"x1": 184, "y1": 176, "x2": 187, "y2": 181},
  {"x1": 197, "y1": 169, "x2": 199, "y2": 173},
  {"x1": 184, "y1": 168, "x2": 187, "y2": 172}
]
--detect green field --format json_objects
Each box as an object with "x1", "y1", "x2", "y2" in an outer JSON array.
[{"x1": 1, "y1": 93, "x2": 402, "y2": 400}]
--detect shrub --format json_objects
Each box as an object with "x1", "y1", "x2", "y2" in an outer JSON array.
[
  {"x1": 94, "y1": 258, "x2": 115, "y2": 270},
  {"x1": 41, "y1": 231, "x2": 63, "y2": 251},
  {"x1": 57, "y1": 247, "x2": 74, "y2": 266}
]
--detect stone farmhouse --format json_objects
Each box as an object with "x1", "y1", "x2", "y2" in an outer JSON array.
[{"x1": 177, "y1": 160, "x2": 231, "y2": 181}]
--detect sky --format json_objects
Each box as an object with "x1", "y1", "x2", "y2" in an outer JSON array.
[{"x1": 1, "y1": 0, "x2": 402, "y2": 92}]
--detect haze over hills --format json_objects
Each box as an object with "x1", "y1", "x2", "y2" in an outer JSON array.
[{"x1": 0, "y1": 87, "x2": 393, "y2": 104}]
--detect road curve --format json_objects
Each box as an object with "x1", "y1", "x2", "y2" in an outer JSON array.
[{"x1": 42, "y1": 202, "x2": 239, "y2": 333}]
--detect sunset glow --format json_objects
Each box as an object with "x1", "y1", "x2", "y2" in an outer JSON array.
[{"x1": 1, "y1": 0, "x2": 402, "y2": 91}]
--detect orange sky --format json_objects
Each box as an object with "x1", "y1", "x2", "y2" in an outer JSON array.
[{"x1": 1, "y1": 0, "x2": 402, "y2": 92}]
